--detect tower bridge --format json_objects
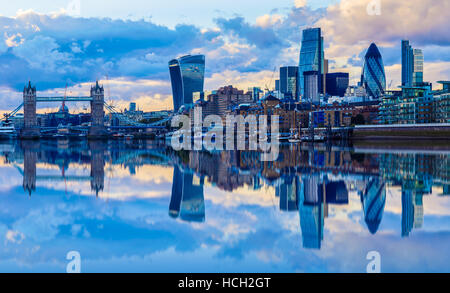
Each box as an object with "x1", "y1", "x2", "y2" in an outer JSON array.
[{"x1": 5, "y1": 81, "x2": 171, "y2": 139}]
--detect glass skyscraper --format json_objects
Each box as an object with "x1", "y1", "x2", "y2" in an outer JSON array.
[
  {"x1": 169, "y1": 54, "x2": 205, "y2": 112},
  {"x1": 298, "y1": 28, "x2": 324, "y2": 102},
  {"x1": 279, "y1": 66, "x2": 298, "y2": 100},
  {"x1": 402, "y1": 40, "x2": 414, "y2": 87},
  {"x1": 326, "y1": 72, "x2": 349, "y2": 97},
  {"x1": 413, "y1": 48, "x2": 424, "y2": 85},
  {"x1": 361, "y1": 43, "x2": 386, "y2": 98}
]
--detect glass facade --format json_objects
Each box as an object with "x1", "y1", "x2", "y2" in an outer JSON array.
[
  {"x1": 361, "y1": 43, "x2": 386, "y2": 98},
  {"x1": 402, "y1": 40, "x2": 414, "y2": 87},
  {"x1": 280, "y1": 66, "x2": 298, "y2": 100},
  {"x1": 413, "y1": 48, "x2": 424, "y2": 86},
  {"x1": 326, "y1": 72, "x2": 349, "y2": 97},
  {"x1": 169, "y1": 55, "x2": 205, "y2": 112},
  {"x1": 298, "y1": 28, "x2": 324, "y2": 101}
]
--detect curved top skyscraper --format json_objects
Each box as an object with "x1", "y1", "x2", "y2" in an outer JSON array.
[
  {"x1": 298, "y1": 28, "x2": 324, "y2": 102},
  {"x1": 169, "y1": 55, "x2": 206, "y2": 112},
  {"x1": 361, "y1": 43, "x2": 386, "y2": 99}
]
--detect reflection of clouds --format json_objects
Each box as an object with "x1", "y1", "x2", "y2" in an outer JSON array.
[
  {"x1": 204, "y1": 185, "x2": 276, "y2": 208},
  {"x1": 1, "y1": 147, "x2": 450, "y2": 272}
]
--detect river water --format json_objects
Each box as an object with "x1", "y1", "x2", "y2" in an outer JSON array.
[{"x1": 0, "y1": 139, "x2": 449, "y2": 272}]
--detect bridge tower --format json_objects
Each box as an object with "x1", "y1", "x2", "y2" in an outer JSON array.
[
  {"x1": 21, "y1": 81, "x2": 40, "y2": 138},
  {"x1": 89, "y1": 81, "x2": 108, "y2": 137}
]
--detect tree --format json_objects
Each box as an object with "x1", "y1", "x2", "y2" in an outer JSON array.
[{"x1": 352, "y1": 114, "x2": 365, "y2": 125}]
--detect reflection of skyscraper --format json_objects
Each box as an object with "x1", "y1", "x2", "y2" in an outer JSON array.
[
  {"x1": 169, "y1": 55, "x2": 206, "y2": 112},
  {"x1": 169, "y1": 165, "x2": 205, "y2": 222},
  {"x1": 277, "y1": 175, "x2": 298, "y2": 212},
  {"x1": 299, "y1": 175, "x2": 324, "y2": 249},
  {"x1": 326, "y1": 181, "x2": 349, "y2": 205},
  {"x1": 169, "y1": 166, "x2": 183, "y2": 218},
  {"x1": 402, "y1": 190, "x2": 415, "y2": 237},
  {"x1": 361, "y1": 43, "x2": 386, "y2": 98},
  {"x1": 413, "y1": 193, "x2": 424, "y2": 229},
  {"x1": 360, "y1": 177, "x2": 386, "y2": 235},
  {"x1": 298, "y1": 28, "x2": 324, "y2": 101}
]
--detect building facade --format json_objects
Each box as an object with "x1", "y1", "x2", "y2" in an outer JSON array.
[
  {"x1": 326, "y1": 72, "x2": 349, "y2": 97},
  {"x1": 169, "y1": 55, "x2": 206, "y2": 112},
  {"x1": 298, "y1": 28, "x2": 324, "y2": 101},
  {"x1": 361, "y1": 43, "x2": 386, "y2": 99},
  {"x1": 279, "y1": 66, "x2": 299, "y2": 100}
]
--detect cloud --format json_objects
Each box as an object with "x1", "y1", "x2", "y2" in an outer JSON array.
[
  {"x1": 294, "y1": 0, "x2": 307, "y2": 8},
  {"x1": 317, "y1": 0, "x2": 450, "y2": 46},
  {"x1": 0, "y1": 10, "x2": 222, "y2": 91}
]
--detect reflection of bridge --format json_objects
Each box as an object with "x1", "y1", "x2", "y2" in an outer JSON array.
[
  {"x1": 20, "y1": 140, "x2": 105, "y2": 196},
  {"x1": 3, "y1": 81, "x2": 171, "y2": 138}
]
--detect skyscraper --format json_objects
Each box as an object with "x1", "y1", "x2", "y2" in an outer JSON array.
[
  {"x1": 361, "y1": 43, "x2": 386, "y2": 99},
  {"x1": 402, "y1": 40, "x2": 414, "y2": 87},
  {"x1": 326, "y1": 72, "x2": 349, "y2": 97},
  {"x1": 169, "y1": 55, "x2": 206, "y2": 112},
  {"x1": 413, "y1": 48, "x2": 424, "y2": 86},
  {"x1": 304, "y1": 71, "x2": 320, "y2": 104},
  {"x1": 298, "y1": 28, "x2": 324, "y2": 101},
  {"x1": 279, "y1": 66, "x2": 299, "y2": 100}
]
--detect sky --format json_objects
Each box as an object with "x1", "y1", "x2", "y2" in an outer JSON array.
[{"x1": 0, "y1": 0, "x2": 449, "y2": 112}]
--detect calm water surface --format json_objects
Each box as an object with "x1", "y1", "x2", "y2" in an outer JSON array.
[{"x1": 0, "y1": 139, "x2": 449, "y2": 273}]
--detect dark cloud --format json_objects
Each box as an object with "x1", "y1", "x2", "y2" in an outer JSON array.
[{"x1": 0, "y1": 12, "x2": 222, "y2": 91}]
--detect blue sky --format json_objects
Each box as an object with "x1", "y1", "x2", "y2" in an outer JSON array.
[{"x1": 0, "y1": 0, "x2": 449, "y2": 112}]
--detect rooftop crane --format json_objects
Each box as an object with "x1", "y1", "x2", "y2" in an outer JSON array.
[{"x1": 265, "y1": 67, "x2": 277, "y2": 93}]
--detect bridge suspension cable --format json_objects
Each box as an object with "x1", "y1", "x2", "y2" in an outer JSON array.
[{"x1": 103, "y1": 101, "x2": 172, "y2": 127}]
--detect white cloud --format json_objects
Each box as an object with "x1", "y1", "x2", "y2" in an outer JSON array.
[
  {"x1": 13, "y1": 35, "x2": 72, "y2": 71},
  {"x1": 294, "y1": 0, "x2": 307, "y2": 8}
]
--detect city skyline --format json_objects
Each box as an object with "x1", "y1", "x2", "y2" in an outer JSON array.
[{"x1": 0, "y1": 0, "x2": 449, "y2": 114}]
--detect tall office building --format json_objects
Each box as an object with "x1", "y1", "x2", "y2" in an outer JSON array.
[
  {"x1": 304, "y1": 71, "x2": 320, "y2": 104},
  {"x1": 323, "y1": 59, "x2": 329, "y2": 95},
  {"x1": 279, "y1": 66, "x2": 299, "y2": 100},
  {"x1": 298, "y1": 28, "x2": 324, "y2": 101},
  {"x1": 402, "y1": 40, "x2": 414, "y2": 87},
  {"x1": 413, "y1": 49, "x2": 424, "y2": 86},
  {"x1": 169, "y1": 55, "x2": 206, "y2": 112},
  {"x1": 326, "y1": 72, "x2": 349, "y2": 97},
  {"x1": 402, "y1": 41, "x2": 424, "y2": 87},
  {"x1": 361, "y1": 43, "x2": 386, "y2": 99}
]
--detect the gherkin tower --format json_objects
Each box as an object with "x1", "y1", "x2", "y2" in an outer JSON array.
[{"x1": 361, "y1": 43, "x2": 386, "y2": 98}]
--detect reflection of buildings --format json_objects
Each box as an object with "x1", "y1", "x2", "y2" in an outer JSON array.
[
  {"x1": 276, "y1": 175, "x2": 298, "y2": 212},
  {"x1": 360, "y1": 177, "x2": 386, "y2": 234},
  {"x1": 299, "y1": 174, "x2": 324, "y2": 249},
  {"x1": 9, "y1": 140, "x2": 450, "y2": 245},
  {"x1": 20, "y1": 140, "x2": 105, "y2": 196},
  {"x1": 169, "y1": 165, "x2": 205, "y2": 223},
  {"x1": 22, "y1": 141, "x2": 38, "y2": 195}
]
